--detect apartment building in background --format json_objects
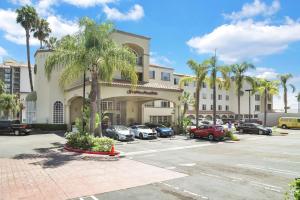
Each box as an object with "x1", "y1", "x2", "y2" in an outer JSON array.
[{"x1": 0, "y1": 60, "x2": 34, "y2": 122}]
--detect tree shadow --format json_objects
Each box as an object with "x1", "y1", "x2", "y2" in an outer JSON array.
[{"x1": 12, "y1": 142, "x2": 119, "y2": 169}]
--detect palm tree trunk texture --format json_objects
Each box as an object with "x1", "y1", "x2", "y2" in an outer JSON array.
[
  {"x1": 97, "y1": 80, "x2": 103, "y2": 137},
  {"x1": 89, "y1": 71, "x2": 98, "y2": 135},
  {"x1": 237, "y1": 91, "x2": 241, "y2": 121},
  {"x1": 26, "y1": 30, "x2": 34, "y2": 92},
  {"x1": 212, "y1": 70, "x2": 217, "y2": 125},
  {"x1": 264, "y1": 89, "x2": 267, "y2": 127},
  {"x1": 195, "y1": 82, "x2": 200, "y2": 127},
  {"x1": 284, "y1": 88, "x2": 287, "y2": 113},
  {"x1": 40, "y1": 40, "x2": 42, "y2": 49}
]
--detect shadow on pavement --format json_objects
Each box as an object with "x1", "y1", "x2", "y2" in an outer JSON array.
[{"x1": 12, "y1": 142, "x2": 118, "y2": 168}]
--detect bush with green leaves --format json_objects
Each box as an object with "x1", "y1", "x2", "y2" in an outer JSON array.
[
  {"x1": 225, "y1": 131, "x2": 240, "y2": 141},
  {"x1": 286, "y1": 178, "x2": 300, "y2": 200},
  {"x1": 65, "y1": 132, "x2": 115, "y2": 152}
]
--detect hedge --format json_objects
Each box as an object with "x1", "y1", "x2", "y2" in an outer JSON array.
[{"x1": 31, "y1": 123, "x2": 68, "y2": 131}]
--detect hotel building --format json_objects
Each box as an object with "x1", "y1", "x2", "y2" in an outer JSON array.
[{"x1": 33, "y1": 30, "x2": 273, "y2": 127}]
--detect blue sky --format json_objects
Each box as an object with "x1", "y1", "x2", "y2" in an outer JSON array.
[{"x1": 0, "y1": 0, "x2": 300, "y2": 111}]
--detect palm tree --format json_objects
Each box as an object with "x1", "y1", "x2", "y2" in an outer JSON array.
[
  {"x1": 180, "y1": 60, "x2": 209, "y2": 127},
  {"x1": 254, "y1": 79, "x2": 279, "y2": 126},
  {"x1": 231, "y1": 62, "x2": 255, "y2": 120},
  {"x1": 0, "y1": 94, "x2": 18, "y2": 119},
  {"x1": 45, "y1": 37, "x2": 57, "y2": 49},
  {"x1": 33, "y1": 18, "x2": 52, "y2": 49},
  {"x1": 16, "y1": 5, "x2": 38, "y2": 92},
  {"x1": 206, "y1": 56, "x2": 231, "y2": 125},
  {"x1": 45, "y1": 17, "x2": 137, "y2": 136},
  {"x1": 180, "y1": 91, "x2": 194, "y2": 117},
  {"x1": 278, "y1": 74, "x2": 295, "y2": 113},
  {"x1": 296, "y1": 92, "x2": 300, "y2": 113},
  {"x1": 0, "y1": 80, "x2": 5, "y2": 94}
]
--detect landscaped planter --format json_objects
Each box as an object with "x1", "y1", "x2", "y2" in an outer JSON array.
[{"x1": 64, "y1": 145, "x2": 120, "y2": 156}]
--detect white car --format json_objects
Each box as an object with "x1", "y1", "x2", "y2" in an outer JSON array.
[{"x1": 130, "y1": 125, "x2": 157, "y2": 139}]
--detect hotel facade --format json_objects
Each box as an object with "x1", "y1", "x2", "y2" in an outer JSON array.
[{"x1": 33, "y1": 30, "x2": 273, "y2": 127}]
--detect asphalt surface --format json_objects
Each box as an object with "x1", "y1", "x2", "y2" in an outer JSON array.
[{"x1": 1, "y1": 129, "x2": 299, "y2": 200}]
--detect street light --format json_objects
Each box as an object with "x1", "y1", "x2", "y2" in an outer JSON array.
[{"x1": 245, "y1": 89, "x2": 253, "y2": 122}]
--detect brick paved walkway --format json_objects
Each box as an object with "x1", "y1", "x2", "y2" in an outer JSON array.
[{"x1": 0, "y1": 152, "x2": 186, "y2": 200}]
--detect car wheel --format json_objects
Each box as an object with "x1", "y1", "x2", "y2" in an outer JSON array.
[
  {"x1": 282, "y1": 124, "x2": 287, "y2": 129},
  {"x1": 190, "y1": 132, "x2": 195, "y2": 139},
  {"x1": 258, "y1": 130, "x2": 263, "y2": 135},
  {"x1": 139, "y1": 133, "x2": 144, "y2": 139},
  {"x1": 208, "y1": 134, "x2": 214, "y2": 141},
  {"x1": 14, "y1": 130, "x2": 20, "y2": 136}
]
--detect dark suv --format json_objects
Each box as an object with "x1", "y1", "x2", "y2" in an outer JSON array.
[
  {"x1": 0, "y1": 120, "x2": 31, "y2": 135},
  {"x1": 236, "y1": 123, "x2": 272, "y2": 135}
]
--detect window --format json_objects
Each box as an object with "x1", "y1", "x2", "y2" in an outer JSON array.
[
  {"x1": 161, "y1": 101, "x2": 170, "y2": 108},
  {"x1": 255, "y1": 105, "x2": 260, "y2": 111},
  {"x1": 116, "y1": 102, "x2": 121, "y2": 110},
  {"x1": 218, "y1": 84, "x2": 222, "y2": 90},
  {"x1": 218, "y1": 94, "x2": 222, "y2": 100},
  {"x1": 202, "y1": 82, "x2": 206, "y2": 88},
  {"x1": 202, "y1": 93, "x2": 207, "y2": 99},
  {"x1": 150, "y1": 116, "x2": 171, "y2": 124},
  {"x1": 268, "y1": 104, "x2": 272, "y2": 111},
  {"x1": 218, "y1": 105, "x2": 222, "y2": 111},
  {"x1": 226, "y1": 95, "x2": 229, "y2": 101},
  {"x1": 145, "y1": 101, "x2": 154, "y2": 107},
  {"x1": 202, "y1": 104, "x2": 206, "y2": 110},
  {"x1": 136, "y1": 56, "x2": 143, "y2": 65},
  {"x1": 225, "y1": 105, "x2": 229, "y2": 111},
  {"x1": 174, "y1": 78, "x2": 179, "y2": 85},
  {"x1": 102, "y1": 101, "x2": 113, "y2": 111},
  {"x1": 137, "y1": 72, "x2": 143, "y2": 82},
  {"x1": 255, "y1": 94, "x2": 260, "y2": 101},
  {"x1": 254, "y1": 114, "x2": 258, "y2": 118},
  {"x1": 53, "y1": 101, "x2": 63, "y2": 124},
  {"x1": 149, "y1": 70, "x2": 155, "y2": 79},
  {"x1": 210, "y1": 105, "x2": 213, "y2": 110},
  {"x1": 161, "y1": 72, "x2": 170, "y2": 81}
]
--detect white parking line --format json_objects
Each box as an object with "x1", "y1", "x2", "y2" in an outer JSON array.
[
  {"x1": 237, "y1": 164, "x2": 300, "y2": 176},
  {"x1": 79, "y1": 196, "x2": 99, "y2": 200},
  {"x1": 90, "y1": 196, "x2": 99, "y2": 200},
  {"x1": 179, "y1": 163, "x2": 196, "y2": 167},
  {"x1": 123, "y1": 143, "x2": 214, "y2": 156},
  {"x1": 160, "y1": 182, "x2": 209, "y2": 199},
  {"x1": 246, "y1": 136, "x2": 266, "y2": 141}
]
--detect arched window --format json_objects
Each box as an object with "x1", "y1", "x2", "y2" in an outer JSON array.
[{"x1": 53, "y1": 101, "x2": 63, "y2": 124}]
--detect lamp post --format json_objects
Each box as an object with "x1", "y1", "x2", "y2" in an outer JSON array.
[{"x1": 245, "y1": 89, "x2": 253, "y2": 122}]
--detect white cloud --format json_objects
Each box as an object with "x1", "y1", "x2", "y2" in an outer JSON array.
[
  {"x1": 0, "y1": 9, "x2": 78, "y2": 46},
  {"x1": 63, "y1": 0, "x2": 116, "y2": 8},
  {"x1": 10, "y1": 0, "x2": 32, "y2": 6},
  {"x1": 187, "y1": 19, "x2": 300, "y2": 64},
  {"x1": 0, "y1": 46, "x2": 8, "y2": 57},
  {"x1": 150, "y1": 52, "x2": 174, "y2": 67},
  {"x1": 103, "y1": 4, "x2": 144, "y2": 21},
  {"x1": 224, "y1": 0, "x2": 280, "y2": 22}
]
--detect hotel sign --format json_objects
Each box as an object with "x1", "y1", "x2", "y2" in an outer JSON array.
[{"x1": 127, "y1": 90, "x2": 158, "y2": 95}]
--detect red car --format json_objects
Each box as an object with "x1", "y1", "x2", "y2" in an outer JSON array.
[{"x1": 189, "y1": 125, "x2": 225, "y2": 141}]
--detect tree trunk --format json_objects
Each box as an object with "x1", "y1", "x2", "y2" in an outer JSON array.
[
  {"x1": 25, "y1": 30, "x2": 34, "y2": 92},
  {"x1": 195, "y1": 81, "x2": 200, "y2": 127},
  {"x1": 212, "y1": 69, "x2": 217, "y2": 125},
  {"x1": 264, "y1": 89, "x2": 267, "y2": 127},
  {"x1": 284, "y1": 87, "x2": 287, "y2": 113},
  {"x1": 237, "y1": 90, "x2": 241, "y2": 121},
  {"x1": 89, "y1": 71, "x2": 98, "y2": 135},
  {"x1": 97, "y1": 79, "x2": 103, "y2": 137},
  {"x1": 40, "y1": 40, "x2": 42, "y2": 49}
]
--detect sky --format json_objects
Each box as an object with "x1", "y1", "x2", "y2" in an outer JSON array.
[{"x1": 0, "y1": 0, "x2": 300, "y2": 112}]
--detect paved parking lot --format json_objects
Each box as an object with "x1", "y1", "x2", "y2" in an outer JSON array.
[{"x1": 0, "y1": 129, "x2": 299, "y2": 200}]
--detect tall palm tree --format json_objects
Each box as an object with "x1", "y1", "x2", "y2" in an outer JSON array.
[
  {"x1": 45, "y1": 17, "x2": 137, "y2": 136},
  {"x1": 253, "y1": 79, "x2": 279, "y2": 126},
  {"x1": 45, "y1": 37, "x2": 57, "y2": 49},
  {"x1": 206, "y1": 56, "x2": 231, "y2": 125},
  {"x1": 33, "y1": 18, "x2": 52, "y2": 49},
  {"x1": 16, "y1": 5, "x2": 38, "y2": 92},
  {"x1": 296, "y1": 92, "x2": 300, "y2": 113},
  {"x1": 231, "y1": 62, "x2": 255, "y2": 120},
  {"x1": 278, "y1": 74, "x2": 295, "y2": 113},
  {"x1": 0, "y1": 94, "x2": 18, "y2": 119},
  {"x1": 180, "y1": 91, "x2": 194, "y2": 117},
  {"x1": 180, "y1": 60, "x2": 209, "y2": 127},
  {"x1": 0, "y1": 80, "x2": 5, "y2": 94}
]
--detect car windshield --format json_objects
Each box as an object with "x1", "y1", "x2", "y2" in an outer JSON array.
[
  {"x1": 114, "y1": 126, "x2": 128, "y2": 131},
  {"x1": 137, "y1": 125, "x2": 149, "y2": 129}
]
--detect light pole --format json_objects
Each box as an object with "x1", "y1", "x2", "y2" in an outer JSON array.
[{"x1": 245, "y1": 89, "x2": 253, "y2": 122}]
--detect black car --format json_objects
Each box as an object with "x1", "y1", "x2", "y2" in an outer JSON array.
[
  {"x1": 0, "y1": 120, "x2": 31, "y2": 135},
  {"x1": 236, "y1": 123, "x2": 272, "y2": 135}
]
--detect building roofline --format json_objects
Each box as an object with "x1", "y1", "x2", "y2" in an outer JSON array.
[
  {"x1": 173, "y1": 72, "x2": 194, "y2": 77},
  {"x1": 114, "y1": 29, "x2": 151, "y2": 40},
  {"x1": 34, "y1": 49, "x2": 54, "y2": 57},
  {"x1": 149, "y1": 64, "x2": 174, "y2": 70}
]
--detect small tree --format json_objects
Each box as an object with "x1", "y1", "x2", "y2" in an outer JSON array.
[
  {"x1": 0, "y1": 94, "x2": 19, "y2": 119},
  {"x1": 0, "y1": 80, "x2": 5, "y2": 94},
  {"x1": 33, "y1": 18, "x2": 52, "y2": 49}
]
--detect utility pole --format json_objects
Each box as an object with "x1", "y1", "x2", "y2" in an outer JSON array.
[
  {"x1": 245, "y1": 89, "x2": 253, "y2": 121},
  {"x1": 212, "y1": 49, "x2": 217, "y2": 126}
]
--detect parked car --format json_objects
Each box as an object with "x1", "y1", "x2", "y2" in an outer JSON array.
[
  {"x1": 278, "y1": 117, "x2": 300, "y2": 129},
  {"x1": 130, "y1": 125, "x2": 157, "y2": 139},
  {"x1": 145, "y1": 123, "x2": 173, "y2": 137},
  {"x1": 243, "y1": 119, "x2": 263, "y2": 125},
  {"x1": 0, "y1": 120, "x2": 31, "y2": 135},
  {"x1": 105, "y1": 125, "x2": 134, "y2": 141},
  {"x1": 236, "y1": 123, "x2": 272, "y2": 135},
  {"x1": 189, "y1": 125, "x2": 225, "y2": 141}
]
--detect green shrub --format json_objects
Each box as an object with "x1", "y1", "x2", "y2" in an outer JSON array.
[
  {"x1": 65, "y1": 132, "x2": 115, "y2": 152},
  {"x1": 31, "y1": 123, "x2": 67, "y2": 131},
  {"x1": 286, "y1": 178, "x2": 300, "y2": 200},
  {"x1": 225, "y1": 131, "x2": 240, "y2": 141}
]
